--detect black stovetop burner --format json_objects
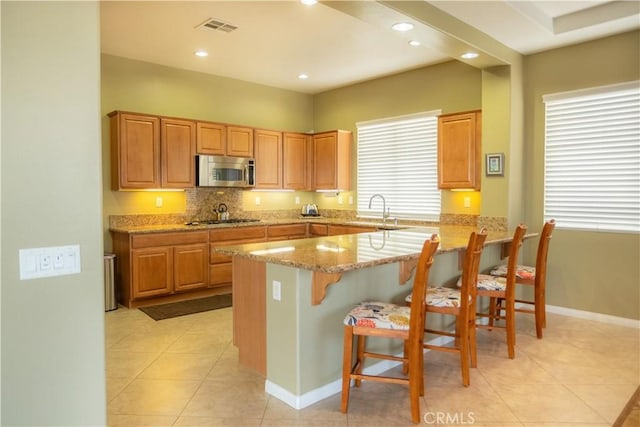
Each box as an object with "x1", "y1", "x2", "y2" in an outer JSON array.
[{"x1": 185, "y1": 218, "x2": 261, "y2": 226}]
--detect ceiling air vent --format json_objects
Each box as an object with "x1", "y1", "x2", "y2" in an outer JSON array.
[{"x1": 197, "y1": 18, "x2": 238, "y2": 33}]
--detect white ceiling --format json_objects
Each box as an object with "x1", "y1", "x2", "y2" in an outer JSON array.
[{"x1": 100, "y1": 1, "x2": 640, "y2": 94}]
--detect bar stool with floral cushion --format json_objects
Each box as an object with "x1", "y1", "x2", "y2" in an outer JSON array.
[
  {"x1": 406, "y1": 229, "x2": 488, "y2": 387},
  {"x1": 489, "y1": 219, "x2": 555, "y2": 339},
  {"x1": 341, "y1": 234, "x2": 440, "y2": 424}
]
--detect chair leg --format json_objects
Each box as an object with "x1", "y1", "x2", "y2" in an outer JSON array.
[
  {"x1": 505, "y1": 298, "x2": 516, "y2": 359},
  {"x1": 534, "y1": 285, "x2": 545, "y2": 338},
  {"x1": 341, "y1": 326, "x2": 354, "y2": 413},
  {"x1": 468, "y1": 315, "x2": 478, "y2": 369},
  {"x1": 402, "y1": 340, "x2": 409, "y2": 375},
  {"x1": 408, "y1": 339, "x2": 422, "y2": 423},
  {"x1": 457, "y1": 315, "x2": 470, "y2": 387},
  {"x1": 355, "y1": 334, "x2": 366, "y2": 387},
  {"x1": 488, "y1": 297, "x2": 497, "y2": 329}
]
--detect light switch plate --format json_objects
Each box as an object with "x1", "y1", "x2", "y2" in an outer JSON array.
[{"x1": 19, "y1": 245, "x2": 81, "y2": 280}]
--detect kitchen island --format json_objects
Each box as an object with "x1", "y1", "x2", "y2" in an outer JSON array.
[{"x1": 215, "y1": 225, "x2": 536, "y2": 409}]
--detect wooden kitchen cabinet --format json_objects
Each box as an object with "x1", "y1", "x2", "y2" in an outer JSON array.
[
  {"x1": 109, "y1": 111, "x2": 195, "y2": 190},
  {"x1": 267, "y1": 224, "x2": 307, "y2": 241},
  {"x1": 209, "y1": 226, "x2": 267, "y2": 287},
  {"x1": 437, "y1": 110, "x2": 481, "y2": 190},
  {"x1": 226, "y1": 126, "x2": 254, "y2": 158},
  {"x1": 112, "y1": 230, "x2": 209, "y2": 308},
  {"x1": 161, "y1": 118, "x2": 196, "y2": 188},
  {"x1": 313, "y1": 130, "x2": 352, "y2": 191},
  {"x1": 283, "y1": 132, "x2": 309, "y2": 190},
  {"x1": 308, "y1": 223, "x2": 328, "y2": 236},
  {"x1": 109, "y1": 111, "x2": 161, "y2": 189},
  {"x1": 254, "y1": 129, "x2": 283, "y2": 189},
  {"x1": 196, "y1": 121, "x2": 226, "y2": 155}
]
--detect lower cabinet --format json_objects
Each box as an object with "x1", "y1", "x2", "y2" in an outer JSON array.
[
  {"x1": 112, "y1": 230, "x2": 209, "y2": 308},
  {"x1": 328, "y1": 224, "x2": 377, "y2": 235},
  {"x1": 267, "y1": 224, "x2": 307, "y2": 241},
  {"x1": 209, "y1": 226, "x2": 267, "y2": 288}
]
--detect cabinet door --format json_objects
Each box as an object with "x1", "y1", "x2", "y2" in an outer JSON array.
[
  {"x1": 161, "y1": 118, "x2": 196, "y2": 188},
  {"x1": 111, "y1": 112, "x2": 161, "y2": 190},
  {"x1": 267, "y1": 224, "x2": 307, "y2": 241},
  {"x1": 313, "y1": 130, "x2": 351, "y2": 190},
  {"x1": 173, "y1": 243, "x2": 208, "y2": 292},
  {"x1": 283, "y1": 132, "x2": 308, "y2": 190},
  {"x1": 227, "y1": 126, "x2": 254, "y2": 157},
  {"x1": 254, "y1": 129, "x2": 283, "y2": 189},
  {"x1": 196, "y1": 122, "x2": 226, "y2": 155},
  {"x1": 437, "y1": 111, "x2": 481, "y2": 190},
  {"x1": 309, "y1": 223, "x2": 328, "y2": 236},
  {"x1": 131, "y1": 247, "x2": 172, "y2": 299}
]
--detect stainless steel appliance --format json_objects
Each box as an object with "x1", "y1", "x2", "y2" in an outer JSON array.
[
  {"x1": 301, "y1": 204, "x2": 319, "y2": 216},
  {"x1": 197, "y1": 155, "x2": 255, "y2": 188}
]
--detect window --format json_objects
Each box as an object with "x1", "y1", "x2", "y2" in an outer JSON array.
[
  {"x1": 543, "y1": 81, "x2": 640, "y2": 233},
  {"x1": 356, "y1": 111, "x2": 441, "y2": 221}
]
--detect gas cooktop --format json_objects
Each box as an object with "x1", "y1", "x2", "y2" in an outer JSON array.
[{"x1": 185, "y1": 218, "x2": 261, "y2": 226}]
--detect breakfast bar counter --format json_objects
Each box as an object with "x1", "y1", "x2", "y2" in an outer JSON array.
[{"x1": 215, "y1": 225, "x2": 535, "y2": 410}]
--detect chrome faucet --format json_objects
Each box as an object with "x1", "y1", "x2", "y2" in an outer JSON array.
[{"x1": 368, "y1": 194, "x2": 389, "y2": 224}]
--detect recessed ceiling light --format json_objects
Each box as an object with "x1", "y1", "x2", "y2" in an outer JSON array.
[
  {"x1": 392, "y1": 22, "x2": 414, "y2": 32},
  {"x1": 300, "y1": 0, "x2": 317, "y2": 5},
  {"x1": 194, "y1": 50, "x2": 209, "y2": 57},
  {"x1": 298, "y1": 73, "x2": 309, "y2": 80},
  {"x1": 408, "y1": 40, "x2": 421, "y2": 47},
  {"x1": 461, "y1": 52, "x2": 479, "y2": 59}
]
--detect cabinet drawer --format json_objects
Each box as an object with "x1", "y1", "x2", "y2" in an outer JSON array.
[
  {"x1": 132, "y1": 231, "x2": 208, "y2": 249},
  {"x1": 309, "y1": 223, "x2": 328, "y2": 236},
  {"x1": 267, "y1": 224, "x2": 307, "y2": 238},
  {"x1": 209, "y1": 226, "x2": 266, "y2": 241},
  {"x1": 210, "y1": 237, "x2": 266, "y2": 264},
  {"x1": 209, "y1": 263, "x2": 232, "y2": 286}
]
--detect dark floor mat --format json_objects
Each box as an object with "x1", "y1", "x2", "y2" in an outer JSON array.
[{"x1": 138, "y1": 294, "x2": 232, "y2": 321}]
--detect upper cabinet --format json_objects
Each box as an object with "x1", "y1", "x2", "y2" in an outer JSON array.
[
  {"x1": 196, "y1": 122, "x2": 253, "y2": 158},
  {"x1": 196, "y1": 121, "x2": 226, "y2": 155},
  {"x1": 109, "y1": 111, "x2": 195, "y2": 190},
  {"x1": 283, "y1": 132, "x2": 310, "y2": 191},
  {"x1": 254, "y1": 129, "x2": 283, "y2": 189},
  {"x1": 226, "y1": 126, "x2": 254, "y2": 158},
  {"x1": 437, "y1": 110, "x2": 481, "y2": 190},
  {"x1": 161, "y1": 118, "x2": 196, "y2": 189},
  {"x1": 313, "y1": 130, "x2": 352, "y2": 191}
]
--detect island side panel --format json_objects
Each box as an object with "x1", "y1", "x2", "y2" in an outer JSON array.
[{"x1": 232, "y1": 255, "x2": 266, "y2": 375}]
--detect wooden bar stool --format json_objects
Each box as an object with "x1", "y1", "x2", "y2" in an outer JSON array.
[
  {"x1": 475, "y1": 224, "x2": 528, "y2": 359},
  {"x1": 490, "y1": 219, "x2": 556, "y2": 338},
  {"x1": 407, "y1": 229, "x2": 487, "y2": 387},
  {"x1": 341, "y1": 234, "x2": 440, "y2": 424}
]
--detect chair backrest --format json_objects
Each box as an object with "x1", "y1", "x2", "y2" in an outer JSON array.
[
  {"x1": 408, "y1": 234, "x2": 440, "y2": 341},
  {"x1": 458, "y1": 228, "x2": 488, "y2": 318},
  {"x1": 504, "y1": 224, "x2": 528, "y2": 299},
  {"x1": 535, "y1": 219, "x2": 556, "y2": 287}
]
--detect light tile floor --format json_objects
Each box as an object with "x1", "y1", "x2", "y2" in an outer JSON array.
[{"x1": 106, "y1": 306, "x2": 639, "y2": 426}]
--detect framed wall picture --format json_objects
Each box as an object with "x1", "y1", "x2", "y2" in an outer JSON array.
[{"x1": 486, "y1": 153, "x2": 504, "y2": 176}]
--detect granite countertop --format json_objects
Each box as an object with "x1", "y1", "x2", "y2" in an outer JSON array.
[
  {"x1": 214, "y1": 225, "x2": 535, "y2": 274},
  {"x1": 108, "y1": 217, "x2": 415, "y2": 234}
]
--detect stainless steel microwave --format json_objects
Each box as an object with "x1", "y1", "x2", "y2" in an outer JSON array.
[{"x1": 196, "y1": 155, "x2": 255, "y2": 188}]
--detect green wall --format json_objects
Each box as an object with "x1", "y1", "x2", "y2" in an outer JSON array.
[
  {"x1": 313, "y1": 60, "x2": 483, "y2": 213},
  {"x1": 1, "y1": 2, "x2": 106, "y2": 424},
  {"x1": 523, "y1": 30, "x2": 640, "y2": 320}
]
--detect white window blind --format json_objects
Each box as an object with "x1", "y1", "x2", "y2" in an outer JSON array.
[
  {"x1": 357, "y1": 111, "x2": 441, "y2": 221},
  {"x1": 543, "y1": 81, "x2": 640, "y2": 233}
]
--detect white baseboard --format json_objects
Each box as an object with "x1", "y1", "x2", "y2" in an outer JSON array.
[
  {"x1": 265, "y1": 306, "x2": 639, "y2": 410},
  {"x1": 546, "y1": 304, "x2": 640, "y2": 329},
  {"x1": 265, "y1": 335, "x2": 454, "y2": 410}
]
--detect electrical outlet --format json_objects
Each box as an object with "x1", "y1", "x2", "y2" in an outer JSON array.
[
  {"x1": 463, "y1": 197, "x2": 471, "y2": 208},
  {"x1": 338, "y1": 196, "x2": 343, "y2": 204},
  {"x1": 295, "y1": 196, "x2": 300, "y2": 205},
  {"x1": 155, "y1": 197, "x2": 163, "y2": 208},
  {"x1": 255, "y1": 196, "x2": 261, "y2": 206},
  {"x1": 272, "y1": 280, "x2": 281, "y2": 301}
]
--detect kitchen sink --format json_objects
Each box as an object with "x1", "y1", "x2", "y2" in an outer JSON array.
[{"x1": 346, "y1": 221, "x2": 408, "y2": 231}]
